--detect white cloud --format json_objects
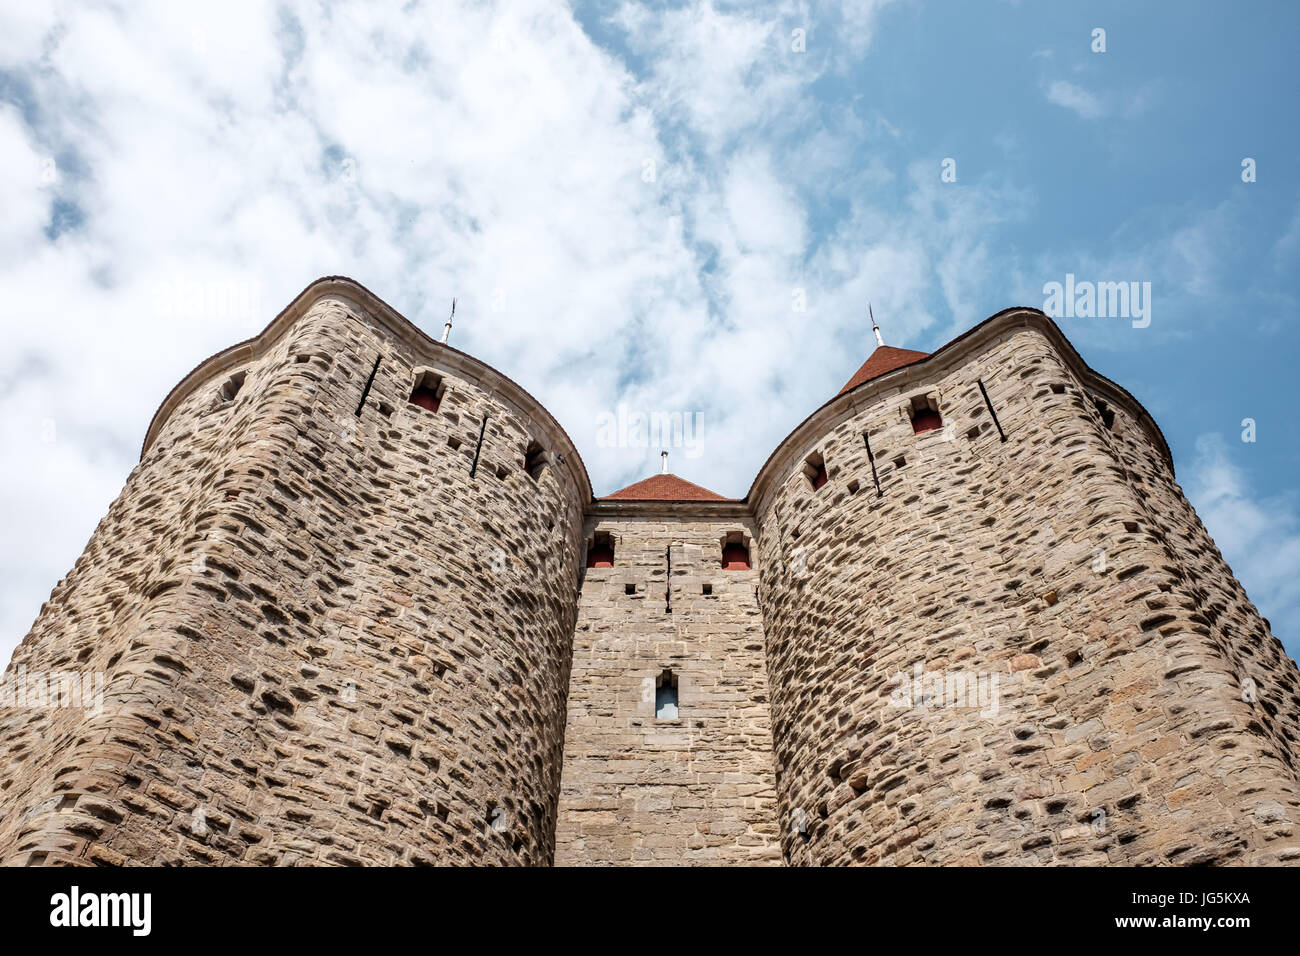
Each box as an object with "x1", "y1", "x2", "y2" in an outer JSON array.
[
  {"x1": 837, "y1": 0, "x2": 901, "y2": 56},
  {"x1": 723, "y1": 150, "x2": 808, "y2": 255},
  {"x1": 1045, "y1": 79, "x2": 1104, "y2": 119},
  {"x1": 0, "y1": 0, "x2": 999, "y2": 663},
  {"x1": 1271, "y1": 192, "x2": 1300, "y2": 272},
  {"x1": 1186, "y1": 433, "x2": 1300, "y2": 657}
]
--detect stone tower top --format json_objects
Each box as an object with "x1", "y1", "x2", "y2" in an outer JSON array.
[{"x1": 137, "y1": 275, "x2": 595, "y2": 503}]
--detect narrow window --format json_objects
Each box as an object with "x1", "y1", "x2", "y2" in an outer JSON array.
[
  {"x1": 803, "y1": 452, "x2": 828, "y2": 490},
  {"x1": 909, "y1": 395, "x2": 942, "y2": 434},
  {"x1": 864, "y1": 431, "x2": 882, "y2": 497},
  {"x1": 624, "y1": 583, "x2": 636, "y2": 595},
  {"x1": 219, "y1": 371, "x2": 246, "y2": 403},
  {"x1": 586, "y1": 531, "x2": 614, "y2": 569},
  {"x1": 524, "y1": 440, "x2": 547, "y2": 481},
  {"x1": 721, "y1": 531, "x2": 751, "y2": 570},
  {"x1": 409, "y1": 370, "x2": 445, "y2": 413},
  {"x1": 1093, "y1": 398, "x2": 1115, "y2": 430},
  {"x1": 702, "y1": 583, "x2": 713, "y2": 595},
  {"x1": 655, "y1": 669, "x2": 679, "y2": 720}
]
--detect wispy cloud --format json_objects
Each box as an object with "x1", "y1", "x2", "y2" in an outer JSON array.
[
  {"x1": 0, "y1": 0, "x2": 936, "y2": 658},
  {"x1": 1045, "y1": 79, "x2": 1104, "y2": 119},
  {"x1": 1187, "y1": 433, "x2": 1300, "y2": 656},
  {"x1": 0, "y1": 0, "x2": 1294, "y2": 676}
]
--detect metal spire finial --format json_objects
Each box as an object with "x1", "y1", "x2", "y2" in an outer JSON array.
[{"x1": 440, "y1": 298, "x2": 456, "y2": 344}]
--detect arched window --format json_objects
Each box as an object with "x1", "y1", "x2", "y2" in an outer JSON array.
[{"x1": 655, "y1": 669, "x2": 678, "y2": 720}]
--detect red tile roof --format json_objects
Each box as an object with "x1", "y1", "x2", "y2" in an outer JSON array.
[
  {"x1": 838, "y1": 345, "x2": 930, "y2": 395},
  {"x1": 603, "y1": 473, "x2": 731, "y2": 501}
]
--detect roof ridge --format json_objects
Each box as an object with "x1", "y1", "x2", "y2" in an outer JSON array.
[{"x1": 603, "y1": 472, "x2": 732, "y2": 501}]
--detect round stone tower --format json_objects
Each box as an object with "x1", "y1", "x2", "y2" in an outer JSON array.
[
  {"x1": 752, "y1": 309, "x2": 1300, "y2": 866},
  {"x1": 0, "y1": 277, "x2": 589, "y2": 865}
]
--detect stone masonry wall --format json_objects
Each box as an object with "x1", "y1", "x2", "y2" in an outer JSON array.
[
  {"x1": 755, "y1": 321, "x2": 1300, "y2": 865},
  {"x1": 554, "y1": 513, "x2": 781, "y2": 864},
  {"x1": 1094, "y1": 391, "x2": 1300, "y2": 862},
  {"x1": 3, "y1": 285, "x2": 1296, "y2": 869},
  {"x1": 0, "y1": 291, "x2": 586, "y2": 865}
]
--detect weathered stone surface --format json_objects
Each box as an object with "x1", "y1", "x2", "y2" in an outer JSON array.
[
  {"x1": 0, "y1": 280, "x2": 589, "y2": 866},
  {"x1": 555, "y1": 513, "x2": 780, "y2": 865},
  {"x1": 0, "y1": 280, "x2": 1295, "y2": 866},
  {"x1": 752, "y1": 321, "x2": 1300, "y2": 866}
]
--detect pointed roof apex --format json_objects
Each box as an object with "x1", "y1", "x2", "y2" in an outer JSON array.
[
  {"x1": 604, "y1": 472, "x2": 731, "y2": 502},
  {"x1": 837, "y1": 344, "x2": 930, "y2": 396}
]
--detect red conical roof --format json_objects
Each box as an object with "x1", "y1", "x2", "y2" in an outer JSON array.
[
  {"x1": 838, "y1": 345, "x2": 930, "y2": 395},
  {"x1": 603, "y1": 473, "x2": 731, "y2": 501}
]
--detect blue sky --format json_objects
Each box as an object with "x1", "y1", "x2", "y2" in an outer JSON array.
[{"x1": 0, "y1": 0, "x2": 1297, "y2": 660}]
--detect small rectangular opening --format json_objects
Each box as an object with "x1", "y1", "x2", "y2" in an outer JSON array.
[
  {"x1": 524, "y1": 440, "x2": 547, "y2": 481},
  {"x1": 448, "y1": 436, "x2": 462, "y2": 451},
  {"x1": 655, "y1": 669, "x2": 679, "y2": 720},
  {"x1": 1050, "y1": 383, "x2": 1066, "y2": 394},
  {"x1": 1094, "y1": 398, "x2": 1116, "y2": 430},
  {"x1": 586, "y1": 531, "x2": 614, "y2": 569},
  {"x1": 219, "y1": 371, "x2": 247, "y2": 403},
  {"x1": 966, "y1": 425, "x2": 981, "y2": 441},
  {"x1": 624, "y1": 583, "x2": 636, "y2": 595},
  {"x1": 721, "y1": 531, "x2": 751, "y2": 570},
  {"x1": 802, "y1": 452, "x2": 828, "y2": 491},
  {"x1": 909, "y1": 395, "x2": 942, "y2": 434},
  {"x1": 893, "y1": 455, "x2": 906, "y2": 470},
  {"x1": 702, "y1": 583, "x2": 712, "y2": 595},
  {"x1": 409, "y1": 370, "x2": 445, "y2": 413}
]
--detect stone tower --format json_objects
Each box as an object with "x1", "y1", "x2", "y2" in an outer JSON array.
[
  {"x1": 0, "y1": 278, "x2": 590, "y2": 865},
  {"x1": 1, "y1": 277, "x2": 1297, "y2": 866},
  {"x1": 749, "y1": 315, "x2": 1300, "y2": 865}
]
